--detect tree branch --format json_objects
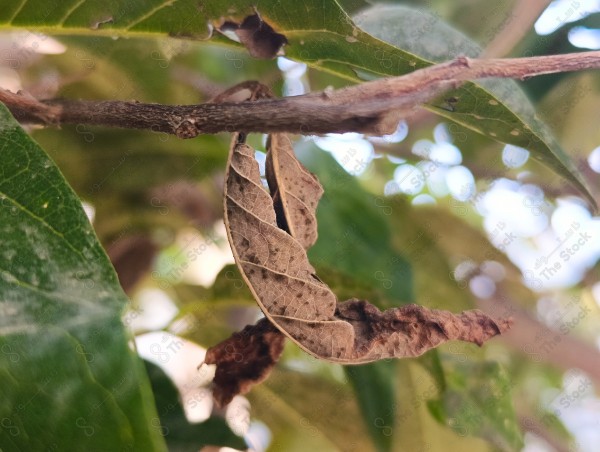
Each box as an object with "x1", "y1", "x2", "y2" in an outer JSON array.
[{"x1": 2, "y1": 51, "x2": 600, "y2": 137}]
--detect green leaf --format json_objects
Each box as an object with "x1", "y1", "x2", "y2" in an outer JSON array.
[
  {"x1": 352, "y1": 4, "x2": 594, "y2": 208},
  {"x1": 394, "y1": 361, "x2": 493, "y2": 452},
  {"x1": 248, "y1": 368, "x2": 375, "y2": 452},
  {"x1": 431, "y1": 358, "x2": 523, "y2": 451},
  {"x1": 345, "y1": 363, "x2": 397, "y2": 452},
  {"x1": 1, "y1": 1, "x2": 592, "y2": 204},
  {"x1": 144, "y1": 360, "x2": 245, "y2": 451},
  {"x1": 384, "y1": 196, "x2": 474, "y2": 313},
  {"x1": 0, "y1": 103, "x2": 165, "y2": 450}
]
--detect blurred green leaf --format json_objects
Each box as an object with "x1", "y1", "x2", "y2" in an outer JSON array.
[
  {"x1": 353, "y1": 4, "x2": 594, "y2": 208},
  {"x1": 429, "y1": 358, "x2": 523, "y2": 451},
  {"x1": 144, "y1": 360, "x2": 245, "y2": 451},
  {"x1": 394, "y1": 361, "x2": 492, "y2": 452},
  {"x1": 537, "y1": 71, "x2": 600, "y2": 165},
  {"x1": 249, "y1": 368, "x2": 375, "y2": 452},
  {"x1": 384, "y1": 196, "x2": 474, "y2": 313},
  {"x1": 345, "y1": 363, "x2": 397, "y2": 452},
  {"x1": 394, "y1": 203, "x2": 536, "y2": 306},
  {"x1": 0, "y1": 103, "x2": 165, "y2": 450}
]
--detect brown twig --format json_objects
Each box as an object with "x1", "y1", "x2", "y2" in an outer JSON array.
[{"x1": 2, "y1": 51, "x2": 600, "y2": 137}]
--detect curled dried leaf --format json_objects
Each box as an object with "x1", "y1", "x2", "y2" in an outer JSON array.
[
  {"x1": 204, "y1": 318, "x2": 285, "y2": 407},
  {"x1": 224, "y1": 135, "x2": 511, "y2": 364},
  {"x1": 266, "y1": 133, "x2": 323, "y2": 249},
  {"x1": 205, "y1": 84, "x2": 289, "y2": 406}
]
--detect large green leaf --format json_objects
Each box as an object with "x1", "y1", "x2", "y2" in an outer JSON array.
[
  {"x1": 352, "y1": 4, "x2": 593, "y2": 207},
  {"x1": 0, "y1": 0, "x2": 592, "y2": 204},
  {"x1": 0, "y1": 103, "x2": 165, "y2": 450},
  {"x1": 144, "y1": 360, "x2": 245, "y2": 451}
]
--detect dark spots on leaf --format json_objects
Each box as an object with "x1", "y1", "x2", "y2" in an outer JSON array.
[
  {"x1": 391, "y1": 319, "x2": 405, "y2": 331},
  {"x1": 430, "y1": 322, "x2": 447, "y2": 338},
  {"x1": 246, "y1": 252, "x2": 258, "y2": 264}
]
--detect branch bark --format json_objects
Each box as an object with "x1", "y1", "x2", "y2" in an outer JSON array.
[{"x1": 2, "y1": 51, "x2": 600, "y2": 137}]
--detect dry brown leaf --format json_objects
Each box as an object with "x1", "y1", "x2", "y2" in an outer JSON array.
[
  {"x1": 219, "y1": 14, "x2": 288, "y2": 59},
  {"x1": 266, "y1": 133, "x2": 323, "y2": 249},
  {"x1": 204, "y1": 83, "x2": 289, "y2": 406},
  {"x1": 206, "y1": 128, "x2": 326, "y2": 406},
  {"x1": 224, "y1": 135, "x2": 511, "y2": 364},
  {"x1": 204, "y1": 318, "x2": 285, "y2": 407}
]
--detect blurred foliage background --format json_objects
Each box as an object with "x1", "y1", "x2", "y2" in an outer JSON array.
[{"x1": 1, "y1": 0, "x2": 600, "y2": 451}]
